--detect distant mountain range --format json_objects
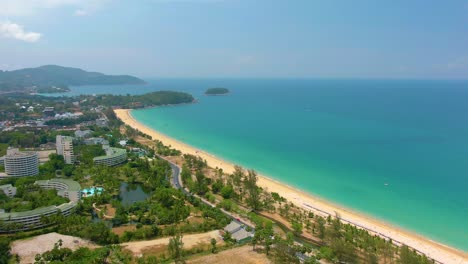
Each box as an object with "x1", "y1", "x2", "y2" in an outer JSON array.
[{"x1": 0, "y1": 65, "x2": 146, "y2": 92}]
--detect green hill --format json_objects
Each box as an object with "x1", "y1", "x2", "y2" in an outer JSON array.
[{"x1": 0, "y1": 65, "x2": 146, "y2": 92}]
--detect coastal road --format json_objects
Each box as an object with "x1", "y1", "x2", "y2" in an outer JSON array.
[{"x1": 156, "y1": 154, "x2": 255, "y2": 229}]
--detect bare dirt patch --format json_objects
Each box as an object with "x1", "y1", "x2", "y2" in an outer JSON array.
[
  {"x1": 187, "y1": 245, "x2": 271, "y2": 264},
  {"x1": 112, "y1": 224, "x2": 137, "y2": 236},
  {"x1": 11, "y1": 232, "x2": 97, "y2": 264},
  {"x1": 121, "y1": 230, "x2": 223, "y2": 256}
]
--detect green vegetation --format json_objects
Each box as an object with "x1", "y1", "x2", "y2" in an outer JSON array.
[
  {"x1": 74, "y1": 144, "x2": 106, "y2": 165},
  {"x1": 0, "y1": 65, "x2": 145, "y2": 92},
  {"x1": 0, "y1": 143, "x2": 8, "y2": 156},
  {"x1": 0, "y1": 177, "x2": 69, "y2": 213},
  {"x1": 168, "y1": 234, "x2": 184, "y2": 263},
  {"x1": 35, "y1": 86, "x2": 70, "y2": 94},
  {"x1": 0, "y1": 237, "x2": 11, "y2": 264},
  {"x1": 0, "y1": 102, "x2": 439, "y2": 264},
  {"x1": 93, "y1": 91, "x2": 194, "y2": 109},
  {"x1": 0, "y1": 130, "x2": 73, "y2": 149},
  {"x1": 176, "y1": 152, "x2": 435, "y2": 264},
  {"x1": 205, "y1": 87, "x2": 229, "y2": 95}
]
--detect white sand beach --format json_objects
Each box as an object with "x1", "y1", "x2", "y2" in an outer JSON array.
[{"x1": 115, "y1": 108, "x2": 468, "y2": 264}]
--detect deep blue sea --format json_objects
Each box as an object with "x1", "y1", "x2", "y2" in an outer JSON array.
[{"x1": 64, "y1": 79, "x2": 468, "y2": 251}]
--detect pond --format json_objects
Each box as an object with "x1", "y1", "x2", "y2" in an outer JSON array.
[{"x1": 118, "y1": 182, "x2": 151, "y2": 206}]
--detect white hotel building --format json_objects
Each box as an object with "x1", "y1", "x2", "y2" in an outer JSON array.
[
  {"x1": 0, "y1": 148, "x2": 39, "y2": 178},
  {"x1": 56, "y1": 135, "x2": 75, "y2": 164}
]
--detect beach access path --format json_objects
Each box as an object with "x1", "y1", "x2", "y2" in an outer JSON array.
[{"x1": 115, "y1": 108, "x2": 468, "y2": 264}]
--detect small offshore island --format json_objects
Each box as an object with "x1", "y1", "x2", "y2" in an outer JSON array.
[{"x1": 205, "y1": 87, "x2": 230, "y2": 95}]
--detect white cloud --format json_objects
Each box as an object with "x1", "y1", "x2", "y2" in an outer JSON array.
[
  {"x1": 74, "y1": 9, "x2": 88, "y2": 16},
  {"x1": 0, "y1": 0, "x2": 108, "y2": 16},
  {"x1": 0, "y1": 21, "x2": 41, "y2": 42}
]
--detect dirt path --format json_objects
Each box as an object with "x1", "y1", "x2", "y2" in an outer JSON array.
[{"x1": 121, "y1": 230, "x2": 223, "y2": 255}]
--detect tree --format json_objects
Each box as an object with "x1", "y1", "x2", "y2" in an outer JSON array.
[
  {"x1": 168, "y1": 234, "x2": 184, "y2": 263},
  {"x1": 317, "y1": 216, "x2": 326, "y2": 240},
  {"x1": 272, "y1": 239, "x2": 300, "y2": 264},
  {"x1": 244, "y1": 169, "x2": 262, "y2": 211},
  {"x1": 210, "y1": 238, "x2": 217, "y2": 253},
  {"x1": 222, "y1": 232, "x2": 234, "y2": 244},
  {"x1": 231, "y1": 166, "x2": 245, "y2": 199},
  {"x1": 329, "y1": 238, "x2": 358, "y2": 264},
  {"x1": 220, "y1": 184, "x2": 234, "y2": 199},
  {"x1": 0, "y1": 237, "x2": 11, "y2": 264},
  {"x1": 292, "y1": 221, "x2": 303, "y2": 235},
  {"x1": 194, "y1": 171, "x2": 208, "y2": 195},
  {"x1": 211, "y1": 179, "x2": 224, "y2": 194}
]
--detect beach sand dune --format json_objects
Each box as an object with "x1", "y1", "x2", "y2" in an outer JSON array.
[{"x1": 115, "y1": 108, "x2": 468, "y2": 264}]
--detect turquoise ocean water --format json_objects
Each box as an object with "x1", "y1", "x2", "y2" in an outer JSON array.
[{"x1": 67, "y1": 79, "x2": 468, "y2": 251}]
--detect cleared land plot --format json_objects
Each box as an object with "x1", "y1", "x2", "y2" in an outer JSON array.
[
  {"x1": 112, "y1": 224, "x2": 137, "y2": 236},
  {"x1": 11, "y1": 232, "x2": 97, "y2": 264},
  {"x1": 121, "y1": 230, "x2": 223, "y2": 256},
  {"x1": 187, "y1": 245, "x2": 271, "y2": 264}
]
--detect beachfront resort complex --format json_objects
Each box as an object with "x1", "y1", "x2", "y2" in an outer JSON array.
[
  {"x1": 0, "y1": 131, "x2": 127, "y2": 234},
  {"x1": 2, "y1": 2, "x2": 468, "y2": 261}
]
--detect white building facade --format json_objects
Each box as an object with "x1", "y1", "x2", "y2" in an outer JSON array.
[
  {"x1": 2, "y1": 148, "x2": 39, "y2": 177},
  {"x1": 56, "y1": 135, "x2": 75, "y2": 164}
]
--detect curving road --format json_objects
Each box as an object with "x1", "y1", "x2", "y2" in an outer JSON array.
[{"x1": 158, "y1": 154, "x2": 255, "y2": 229}]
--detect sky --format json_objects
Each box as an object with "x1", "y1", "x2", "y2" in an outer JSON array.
[{"x1": 0, "y1": 0, "x2": 467, "y2": 79}]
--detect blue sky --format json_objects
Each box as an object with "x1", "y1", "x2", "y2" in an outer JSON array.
[{"x1": 0, "y1": 0, "x2": 467, "y2": 78}]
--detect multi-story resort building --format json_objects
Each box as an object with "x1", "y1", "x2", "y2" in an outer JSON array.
[
  {"x1": 93, "y1": 146, "x2": 127, "y2": 166},
  {"x1": 56, "y1": 135, "x2": 75, "y2": 164},
  {"x1": 35, "y1": 178, "x2": 81, "y2": 202},
  {"x1": 0, "y1": 148, "x2": 39, "y2": 178},
  {"x1": 0, "y1": 179, "x2": 81, "y2": 232},
  {"x1": 0, "y1": 202, "x2": 76, "y2": 232}
]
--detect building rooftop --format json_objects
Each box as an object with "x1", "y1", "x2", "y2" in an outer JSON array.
[
  {"x1": 0, "y1": 202, "x2": 76, "y2": 220},
  {"x1": 35, "y1": 178, "x2": 81, "y2": 192},
  {"x1": 93, "y1": 147, "x2": 126, "y2": 161},
  {"x1": 224, "y1": 221, "x2": 242, "y2": 233},
  {"x1": 231, "y1": 228, "x2": 254, "y2": 241},
  {"x1": 5, "y1": 148, "x2": 37, "y2": 158},
  {"x1": 58, "y1": 135, "x2": 74, "y2": 142},
  {"x1": 84, "y1": 137, "x2": 109, "y2": 145}
]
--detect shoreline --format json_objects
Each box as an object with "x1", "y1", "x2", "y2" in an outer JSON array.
[{"x1": 115, "y1": 108, "x2": 468, "y2": 264}]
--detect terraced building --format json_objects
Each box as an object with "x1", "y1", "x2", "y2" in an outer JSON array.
[{"x1": 0, "y1": 179, "x2": 81, "y2": 232}]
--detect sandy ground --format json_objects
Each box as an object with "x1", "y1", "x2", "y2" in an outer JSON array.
[
  {"x1": 121, "y1": 230, "x2": 223, "y2": 256},
  {"x1": 115, "y1": 109, "x2": 468, "y2": 264},
  {"x1": 11, "y1": 232, "x2": 97, "y2": 264},
  {"x1": 187, "y1": 245, "x2": 271, "y2": 264}
]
